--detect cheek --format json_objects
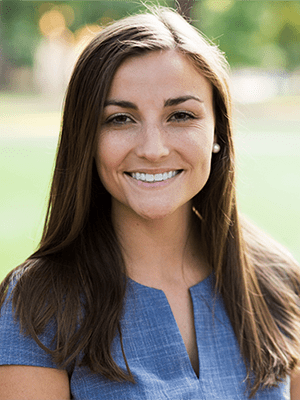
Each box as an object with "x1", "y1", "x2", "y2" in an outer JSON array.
[
  {"x1": 94, "y1": 141, "x2": 116, "y2": 193},
  {"x1": 184, "y1": 132, "x2": 214, "y2": 192},
  {"x1": 95, "y1": 135, "x2": 126, "y2": 177},
  {"x1": 183, "y1": 128, "x2": 214, "y2": 167}
]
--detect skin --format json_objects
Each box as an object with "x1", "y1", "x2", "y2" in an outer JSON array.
[
  {"x1": 1, "y1": 49, "x2": 299, "y2": 398},
  {"x1": 290, "y1": 370, "x2": 300, "y2": 399},
  {"x1": 95, "y1": 49, "x2": 216, "y2": 377},
  {"x1": 96, "y1": 50, "x2": 216, "y2": 223},
  {"x1": 0, "y1": 366, "x2": 70, "y2": 399}
]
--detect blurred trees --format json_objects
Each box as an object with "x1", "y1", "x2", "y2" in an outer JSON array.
[
  {"x1": 0, "y1": 0, "x2": 170, "y2": 69},
  {"x1": 192, "y1": 0, "x2": 300, "y2": 71},
  {"x1": 0, "y1": 0, "x2": 299, "y2": 88}
]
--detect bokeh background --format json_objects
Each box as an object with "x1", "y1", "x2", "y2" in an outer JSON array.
[{"x1": 1, "y1": 0, "x2": 300, "y2": 281}]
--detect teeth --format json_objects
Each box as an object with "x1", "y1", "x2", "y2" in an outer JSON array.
[
  {"x1": 146, "y1": 174, "x2": 154, "y2": 182},
  {"x1": 131, "y1": 171, "x2": 179, "y2": 182}
]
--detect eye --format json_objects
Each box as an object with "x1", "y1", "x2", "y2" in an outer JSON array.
[
  {"x1": 169, "y1": 111, "x2": 196, "y2": 122},
  {"x1": 105, "y1": 113, "x2": 135, "y2": 125}
]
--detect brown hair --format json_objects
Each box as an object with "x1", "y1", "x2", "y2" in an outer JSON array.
[{"x1": 1, "y1": 6, "x2": 300, "y2": 397}]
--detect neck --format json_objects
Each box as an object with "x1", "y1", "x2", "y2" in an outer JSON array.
[{"x1": 112, "y1": 202, "x2": 210, "y2": 289}]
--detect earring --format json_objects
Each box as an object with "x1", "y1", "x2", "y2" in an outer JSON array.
[
  {"x1": 192, "y1": 206, "x2": 203, "y2": 221},
  {"x1": 212, "y1": 143, "x2": 220, "y2": 153}
]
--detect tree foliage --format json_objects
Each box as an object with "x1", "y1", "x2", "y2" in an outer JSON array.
[
  {"x1": 1, "y1": 0, "x2": 299, "y2": 70},
  {"x1": 192, "y1": 0, "x2": 300, "y2": 70}
]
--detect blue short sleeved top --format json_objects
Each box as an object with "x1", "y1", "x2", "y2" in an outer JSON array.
[{"x1": 0, "y1": 273, "x2": 290, "y2": 399}]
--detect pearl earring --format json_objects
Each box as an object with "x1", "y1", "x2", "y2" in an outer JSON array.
[{"x1": 212, "y1": 143, "x2": 220, "y2": 153}]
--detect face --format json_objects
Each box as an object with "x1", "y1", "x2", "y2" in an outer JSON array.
[{"x1": 95, "y1": 50, "x2": 215, "y2": 221}]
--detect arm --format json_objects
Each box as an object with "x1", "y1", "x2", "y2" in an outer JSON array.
[
  {"x1": 0, "y1": 365, "x2": 70, "y2": 400},
  {"x1": 291, "y1": 371, "x2": 300, "y2": 400},
  {"x1": 0, "y1": 275, "x2": 72, "y2": 399}
]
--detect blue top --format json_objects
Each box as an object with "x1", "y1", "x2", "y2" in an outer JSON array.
[{"x1": 0, "y1": 273, "x2": 290, "y2": 399}]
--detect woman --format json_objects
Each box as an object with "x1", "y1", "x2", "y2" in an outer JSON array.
[{"x1": 0, "y1": 7, "x2": 300, "y2": 399}]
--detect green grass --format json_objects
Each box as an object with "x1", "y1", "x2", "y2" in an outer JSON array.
[
  {"x1": 0, "y1": 137, "x2": 57, "y2": 280},
  {"x1": 235, "y1": 118, "x2": 300, "y2": 260},
  {"x1": 1, "y1": 94, "x2": 299, "y2": 281},
  {"x1": 237, "y1": 153, "x2": 300, "y2": 257}
]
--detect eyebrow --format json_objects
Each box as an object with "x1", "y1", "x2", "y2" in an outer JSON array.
[
  {"x1": 103, "y1": 95, "x2": 203, "y2": 109},
  {"x1": 104, "y1": 99, "x2": 138, "y2": 109},
  {"x1": 164, "y1": 95, "x2": 203, "y2": 107}
]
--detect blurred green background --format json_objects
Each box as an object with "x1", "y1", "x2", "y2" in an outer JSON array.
[{"x1": 1, "y1": 0, "x2": 300, "y2": 281}]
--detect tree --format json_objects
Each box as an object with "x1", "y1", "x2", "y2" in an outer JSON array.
[{"x1": 193, "y1": 0, "x2": 300, "y2": 70}]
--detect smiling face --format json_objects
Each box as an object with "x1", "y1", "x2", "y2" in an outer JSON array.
[{"x1": 95, "y1": 50, "x2": 215, "y2": 221}]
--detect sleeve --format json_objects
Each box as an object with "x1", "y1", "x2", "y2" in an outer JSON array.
[{"x1": 0, "y1": 277, "x2": 58, "y2": 369}]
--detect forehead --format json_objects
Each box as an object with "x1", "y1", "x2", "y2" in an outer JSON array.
[{"x1": 107, "y1": 50, "x2": 213, "y2": 105}]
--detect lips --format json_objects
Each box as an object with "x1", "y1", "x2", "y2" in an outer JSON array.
[{"x1": 126, "y1": 170, "x2": 182, "y2": 182}]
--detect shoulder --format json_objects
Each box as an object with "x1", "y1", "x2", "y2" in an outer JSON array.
[
  {"x1": 0, "y1": 260, "x2": 44, "y2": 325},
  {"x1": 0, "y1": 263, "x2": 31, "y2": 318},
  {"x1": 0, "y1": 264, "x2": 60, "y2": 370},
  {"x1": 0, "y1": 258, "x2": 85, "y2": 375}
]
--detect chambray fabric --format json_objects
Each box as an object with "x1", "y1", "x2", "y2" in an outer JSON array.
[{"x1": 0, "y1": 273, "x2": 290, "y2": 399}]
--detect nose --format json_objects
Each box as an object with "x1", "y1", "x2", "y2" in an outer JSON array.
[{"x1": 135, "y1": 123, "x2": 170, "y2": 161}]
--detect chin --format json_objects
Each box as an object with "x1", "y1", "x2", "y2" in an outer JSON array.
[
  {"x1": 139, "y1": 212, "x2": 171, "y2": 221},
  {"x1": 135, "y1": 204, "x2": 185, "y2": 221}
]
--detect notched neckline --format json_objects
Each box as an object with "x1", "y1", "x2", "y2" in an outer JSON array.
[
  {"x1": 127, "y1": 271, "x2": 214, "y2": 294},
  {"x1": 126, "y1": 272, "x2": 215, "y2": 382}
]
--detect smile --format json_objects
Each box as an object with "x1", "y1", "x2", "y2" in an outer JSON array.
[{"x1": 127, "y1": 170, "x2": 182, "y2": 182}]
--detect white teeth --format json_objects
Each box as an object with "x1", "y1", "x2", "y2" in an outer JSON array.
[
  {"x1": 146, "y1": 174, "x2": 154, "y2": 182},
  {"x1": 130, "y1": 171, "x2": 179, "y2": 182}
]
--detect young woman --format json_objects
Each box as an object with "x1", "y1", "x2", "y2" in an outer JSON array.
[{"x1": 1, "y1": 7, "x2": 300, "y2": 400}]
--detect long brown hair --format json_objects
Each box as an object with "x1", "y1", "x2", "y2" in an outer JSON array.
[{"x1": 1, "y1": 6, "x2": 300, "y2": 397}]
